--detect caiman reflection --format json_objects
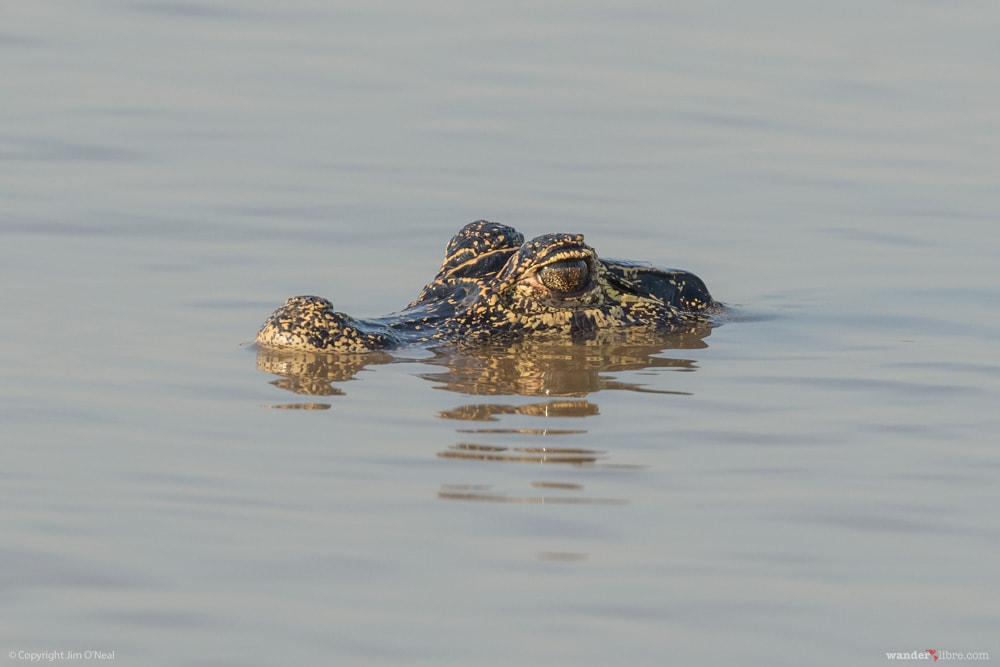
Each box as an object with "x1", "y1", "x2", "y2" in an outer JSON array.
[
  {"x1": 255, "y1": 325, "x2": 713, "y2": 400},
  {"x1": 255, "y1": 326, "x2": 715, "y2": 505}
]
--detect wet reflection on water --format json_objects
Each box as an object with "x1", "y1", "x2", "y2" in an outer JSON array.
[
  {"x1": 438, "y1": 399, "x2": 599, "y2": 422},
  {"x1": 438, "y1": 483, "x2": 628, "y2": 505},
  {"x1": 439, "y1": 442, "x2": 606, "y2": 464},
  {"x1": 255, "y1": 347, "x2": 394, "y2": 407},
  {"x1": 418, "y1": 329, "x2": 709, "y2": 397},
  {"x1": 256, "y1": 325, "x2": 712, "y2": 400},
  {"x1": 263, "y1": 402, "x2": 333, "y2": 410},
  {"x1": 256, "y1": 325, "x2": 714, "y2": 510}
]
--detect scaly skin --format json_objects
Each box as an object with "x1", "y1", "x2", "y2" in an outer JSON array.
[{"x1": 256, "y1": 220, "x2": 717, "y2": 352}]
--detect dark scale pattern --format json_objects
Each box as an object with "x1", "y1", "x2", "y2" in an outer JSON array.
[{"x1": 255, "y1": 221, "x2": 718, "y2": 352}]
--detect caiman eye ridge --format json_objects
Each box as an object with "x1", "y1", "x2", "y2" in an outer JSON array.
[
  {"x1": 255, "y1": 219, "x2": 718, "y2": 352},
  {"x1": 538, "y1": 258, "x2": 590, "y2": 294}
]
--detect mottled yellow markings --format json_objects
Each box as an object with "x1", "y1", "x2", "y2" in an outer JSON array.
[{"x1": 255, "y1": 222, "x2": 714, "y2": 352}]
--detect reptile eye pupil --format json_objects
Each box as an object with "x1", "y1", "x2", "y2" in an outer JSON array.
[{"x1": 538, "y1": 259, "x2": 590, "y2": 293}]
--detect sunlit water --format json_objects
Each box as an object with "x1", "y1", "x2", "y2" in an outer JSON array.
[{"x1": 2, "y1": 2, "x2": 998, "y2": 666}]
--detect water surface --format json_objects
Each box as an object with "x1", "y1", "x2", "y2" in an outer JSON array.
[{"x1": 2, "y1": 1, "x2": 998, "y2": 666}]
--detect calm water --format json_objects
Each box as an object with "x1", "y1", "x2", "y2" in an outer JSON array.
[{"x1": 3, "y1": 2, "x2": 999, "y2": 666}]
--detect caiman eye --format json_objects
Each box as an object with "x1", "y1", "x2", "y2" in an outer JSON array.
[{"x1": 537, "y1": 259, "x2": 590, "y2": 293}]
